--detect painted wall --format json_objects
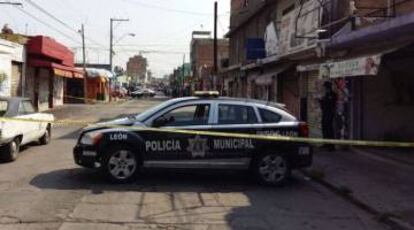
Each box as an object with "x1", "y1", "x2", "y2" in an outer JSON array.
[
  {"x1": 53, "y1": 77, "x2": 64, "y2": 107},
  {"x1": 0, "y1": 54, "x2": 12, "y2": 97}
]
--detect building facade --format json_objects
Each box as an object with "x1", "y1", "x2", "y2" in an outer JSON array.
[
  {"x1": 126, "y1": 55, "x2": 147, "y2": 84},
  {"x1": 225, "y1": 0, "x2": 414, "y2": 142},
  {"x1": 26, "y1": 36, "x2": 84, "y2": 111},
  {"x1": 190, "y1": 35, "x2": 229, "y2": 91}
]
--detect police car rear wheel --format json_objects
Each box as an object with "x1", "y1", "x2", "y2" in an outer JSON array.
[
  {"x1": 255, "y1": 154, "x2": 290, "y2": 186},
  {"x1": 103, "y1": 146, "x2": 138, "y2": 183}
]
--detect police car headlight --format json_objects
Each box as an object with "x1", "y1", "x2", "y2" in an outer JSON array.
[{"x1": 80, "y1": 131, "x2": 103, "y2": 145}]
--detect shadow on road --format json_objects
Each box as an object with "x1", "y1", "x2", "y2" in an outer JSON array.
[
  {"x1": 28, "y1": 168, "x2": 367, "y2": 229},
  {"x1": 30, "y1": 167, "x2": 305, "y2": 192}
]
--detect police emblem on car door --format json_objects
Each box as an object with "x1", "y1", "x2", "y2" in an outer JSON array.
[{"x1": 144, "y1": 103, "x2": 212, "y2": 161}]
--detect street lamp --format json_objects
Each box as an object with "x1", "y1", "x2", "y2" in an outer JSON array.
[
  {"x1": 114, "y1": 33, "x2": 135, "y2": 45},
  {"x1": 109, "y1": 18, "x2": 130, "y2": 72}
]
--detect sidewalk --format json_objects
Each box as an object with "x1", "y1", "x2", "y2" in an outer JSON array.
[{"x1": 307, "y1": 147, "x2": 414, "y2": 229}]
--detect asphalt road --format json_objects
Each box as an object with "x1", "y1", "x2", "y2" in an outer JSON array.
[{"x1": 0, "y1": 99, "x2": 389, "y2": 230}]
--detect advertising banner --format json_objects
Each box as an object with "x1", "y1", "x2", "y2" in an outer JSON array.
[
  {"x1": 279, "y1": 0, "x2": 322, "y2": 57},
  {"x1": 320, "y1": 54, "x2": 382, "y2": 79}
]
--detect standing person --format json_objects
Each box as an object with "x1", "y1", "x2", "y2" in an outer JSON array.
[{"x1": 319, "y1": 81, "x2": 337, "y2": 151}]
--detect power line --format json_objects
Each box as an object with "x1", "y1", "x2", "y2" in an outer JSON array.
[
  {"x1": 122, "y1": 0, "x2": 223, "y2": 16},
  {"x1": 23, "y1": 0, "x2": 106, "y2": 48},
  {"x1": 25, "y1": 0, "x2": 77, "y2": 33},
  {"x1": 14, "y1": 5, "x2": 81, "y2": 44}
]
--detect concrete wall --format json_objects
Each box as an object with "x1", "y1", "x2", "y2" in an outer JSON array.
[
  {"x1": 360, "y1": 59, "x2": 414, "y2": 141},
  {"x1": 38, "y1": 68, "x2": 49, "y2": 112}
]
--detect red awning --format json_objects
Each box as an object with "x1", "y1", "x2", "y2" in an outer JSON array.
[{"x1": 29, "y1": 59, "x2": 84, "y2": 79}]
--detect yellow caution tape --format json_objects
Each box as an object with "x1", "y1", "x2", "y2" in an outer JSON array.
[{"x1": 0, "y1": 116, "x2": 413, "y2": 148}]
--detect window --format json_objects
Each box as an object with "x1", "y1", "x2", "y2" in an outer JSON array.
[
  {"x1": 218, "y1": 104, "x2": 258, "y2": 125},
  {"x1": 0, "y1": 101, "x2": 8, "y2": 117},
  {"x1": 155, "y1": 104, "x2": 210, "y2": 127},
  {"x1": 259, "y1": 108, "x2": 282, "y2": 123},
  {"x1": 18, "y1": 101, "x2": 36, "y2": 115}
]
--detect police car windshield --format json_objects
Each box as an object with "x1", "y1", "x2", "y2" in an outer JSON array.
[{"x1": 134, "y1": 99, "x2": 181, "y2": 122}]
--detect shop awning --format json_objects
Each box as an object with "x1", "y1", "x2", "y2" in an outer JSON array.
[
  {"x1": 255, "y1": 64, "x2": 292, "y2": 86},
  {"x1": 328, "y1": 11, "x2": 414, "y2": 50},
  {"x1": 29, "y1": 59, "x2": 84, "y2": 79},
  {"x1": 82, "y1": 68, "x2": 114, "y2": 79}
]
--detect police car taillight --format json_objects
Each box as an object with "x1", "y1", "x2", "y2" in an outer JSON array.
[{"x1": 299, "y1": 122, "x2": 309, "y2": 137}]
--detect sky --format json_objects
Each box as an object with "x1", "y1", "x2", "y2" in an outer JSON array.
[{"x1": 0, "y1": 0, "x2": 231, "y2": 78}]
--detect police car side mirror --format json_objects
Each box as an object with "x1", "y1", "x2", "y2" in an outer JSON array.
[{"x1": 153, "y1": 115, "x2": 176, "y2": 127}]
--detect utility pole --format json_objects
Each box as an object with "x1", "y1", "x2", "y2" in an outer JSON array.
[
  {"x1": 80, "y1": 24, "x2": 87, "y2": 103},
  {"x1": 213, "y1": 1, "x2": 219, "y2": 92},
  {"x1": 109, "y1": 18, "x2": 129, "y2": 72}
]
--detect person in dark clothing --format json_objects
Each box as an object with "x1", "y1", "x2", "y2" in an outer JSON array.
[{"x1": 319, "y1": 81, "x2": 337, "y2": 151}]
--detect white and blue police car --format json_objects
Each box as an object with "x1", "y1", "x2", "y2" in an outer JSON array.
[{"x1": 73, "y1": 92, "x2": 312, "y2": 186}]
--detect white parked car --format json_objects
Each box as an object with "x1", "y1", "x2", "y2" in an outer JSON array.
[{"x1": 0, "y1": 97, "x2": 55, "y2": 162}]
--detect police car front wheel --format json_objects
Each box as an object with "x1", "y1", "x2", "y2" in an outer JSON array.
[
  {"x1": 255, "y1": 153, "x2": 290, "y2": 186},
  {"x1": 102, "y1": 146, "x2": 139, "y2": 183}
]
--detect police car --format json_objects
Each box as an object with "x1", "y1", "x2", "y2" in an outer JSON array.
[{"x1": 73, "y1": 92, "x2": 312, "y2": 186}]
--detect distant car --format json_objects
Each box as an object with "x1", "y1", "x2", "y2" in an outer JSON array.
[
  {"x1": 73, "y1": 92, "x2": 312, "y2": 186},
  {"x1": 131, "y1": 88, "x2": 155, "y2": 98},
  {"x1": 112, "y1": 87, "x2": 127, "y2": 98},
  {"x1": 0, "y1": 97, "x2": 54, "y2": 162},
  {"x1": 130, "y1": 89, "x2": 144, "y2": 98}
]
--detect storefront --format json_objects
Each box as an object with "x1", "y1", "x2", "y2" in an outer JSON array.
[
  {"x1": 299, "y1": 45, "x2": 414, "y2": 142},
  {"x1": 83, "y1": 68, "x2": 113, "y2": 102},
  {"x1": 26, "y1": 36, "x2": 83, "y2": 111}
]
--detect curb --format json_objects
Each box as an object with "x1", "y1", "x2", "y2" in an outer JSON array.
[{"x1": 301, "y1": 169, "x2": 414, "y2": 230}]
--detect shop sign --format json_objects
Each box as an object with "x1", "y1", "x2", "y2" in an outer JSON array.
[
  {"x1": 279, "y1": 0, "x2": 322, "y2": 57},
  {"x1": 320, "y1": 54, "x2": 382, "y2": 79}
]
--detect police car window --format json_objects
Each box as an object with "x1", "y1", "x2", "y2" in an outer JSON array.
[
  {"x1": 259, "y1": 108, "x2": 282, "y2": 123},
  {"x1": 159, "y1": 104, "x2": 210, "y2": 126},
  {"x1": 218, "y1": 104, "x2": 257, "y2": 125}
]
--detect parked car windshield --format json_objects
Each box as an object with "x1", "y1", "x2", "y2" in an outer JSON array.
[{"x1": 0, "y1": 100, "x2": 8, "y2": 117}]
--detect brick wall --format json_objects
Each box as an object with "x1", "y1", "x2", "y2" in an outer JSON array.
[
  {"x1": 191, "y1": 39, "x2": 229, "y2": 81},
  {"x1": 11, "y1": 63, "x2": 22, "y2": 97},
  {"x1": 306, "y1": 71, "x2": 323, "y2": 138}
]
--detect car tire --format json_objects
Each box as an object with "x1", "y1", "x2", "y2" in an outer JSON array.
[
  {"x1": 102, "y1": 145, "x2": 140, "y2": 183},
  {"x1": 1, "y1": 138, "x2": 21, "y2": 162},
  {"x1": 39, "y1": 126, "x2": 51, "y2": 145},
  {"x1": 254, "y1": 153, "x2": 290, "y2": 186}
]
